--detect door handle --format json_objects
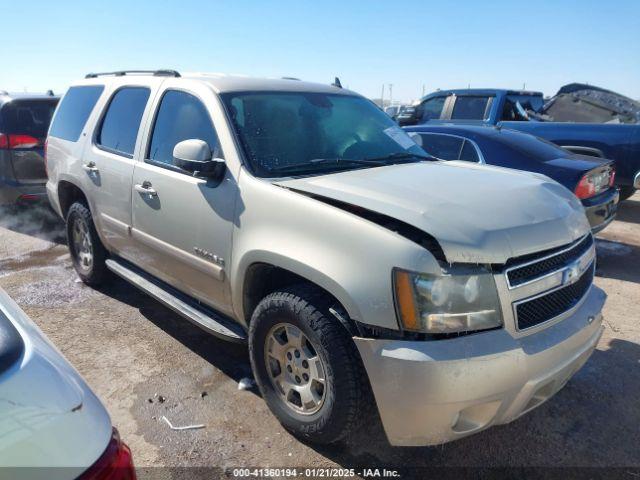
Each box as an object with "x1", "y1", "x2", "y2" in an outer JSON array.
[
  {"x1": 134, "y1": 181, "x2": 158, "y2": 197},
  {"x1": 82, "y1": 161, "x2": 99, "y2": 173}
]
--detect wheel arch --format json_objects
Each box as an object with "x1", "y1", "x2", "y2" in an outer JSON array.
[
  {"x1": 236, "y1": 253, "x2": 362, "y2": 336},
  {"x1": 57, "y1": 180, "x2": 91, "y2": 219}
]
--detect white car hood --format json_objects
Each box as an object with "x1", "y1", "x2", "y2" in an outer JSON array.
[{"x1": 277, "y1": 161, "x2": 590, "y2": 264}]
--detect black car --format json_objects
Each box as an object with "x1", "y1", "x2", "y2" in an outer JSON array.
[
  {"x1": 0, "y1": 91, "x2": 59, "y2": 206},
  {"x1": 405, "y1": 124, "x2": 618, "y2": 233}
]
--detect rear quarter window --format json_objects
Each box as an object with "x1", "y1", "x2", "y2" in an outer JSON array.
[
  {"x1": 49, "y1": 86, "x2": 104, "y2": 142},
  {"x1": 418, "y1": 133, "x2": 464, "y2": 160}
]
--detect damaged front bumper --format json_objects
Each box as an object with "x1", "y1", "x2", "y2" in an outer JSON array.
[{"x1": 354, "y1": 285, "x2": 606, "y2": 447}]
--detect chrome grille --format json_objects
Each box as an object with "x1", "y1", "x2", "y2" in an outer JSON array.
[
  {"x1": 515, "y1": 263, "x2": 594, "y2": 330},
  {"x1": 506, "y1": 235, "x2": 593, "y2": 288}
]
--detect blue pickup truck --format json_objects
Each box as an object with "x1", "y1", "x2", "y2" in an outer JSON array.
[{"x1": 397, "y1": 88, "x2": 640, "y2": 200}]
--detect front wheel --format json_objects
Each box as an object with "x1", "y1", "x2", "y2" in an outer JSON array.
[
  {"x1": 249, "y1": 286, "x2": 371, "y2": 444},
  {"x1": 66, "y1": 201, "x2": 108, "y2": 286}
]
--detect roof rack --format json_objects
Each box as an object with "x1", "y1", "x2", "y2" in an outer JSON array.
[{"x1": 85, "y1": 69, "x2": 181, "y2": 79}]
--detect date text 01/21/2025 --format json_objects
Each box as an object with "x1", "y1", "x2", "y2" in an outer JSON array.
[{"x1": 230, "y1": 468, "x2": 401, "y2": 478}]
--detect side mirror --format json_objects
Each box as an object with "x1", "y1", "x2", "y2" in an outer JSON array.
[{"x1": 173, "y1": 139, "x2": 225, "y2": 180}]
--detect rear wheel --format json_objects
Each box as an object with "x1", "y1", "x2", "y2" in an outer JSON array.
[
  {"x1": 249, "y1": 286, "x2": 371, "y2": 444},
  {"x1": 619, "y1": 186, "x2": 637, "y2": 202},
  {"x1": 66, "y1": 201, "x2": 108, "y2": 286}
]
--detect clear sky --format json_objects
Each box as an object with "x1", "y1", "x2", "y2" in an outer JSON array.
[{"x1": 2, "y1": 0, "x2": 639, "y2": 102}]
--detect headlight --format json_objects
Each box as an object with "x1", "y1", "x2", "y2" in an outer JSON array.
[{"x1": 394, "y1": 266, "x2": 503, "y2": 334}]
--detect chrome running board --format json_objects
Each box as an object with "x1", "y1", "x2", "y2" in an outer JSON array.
[{"x1": 106, "y1": 258, "x2": 246, "y2": 343}]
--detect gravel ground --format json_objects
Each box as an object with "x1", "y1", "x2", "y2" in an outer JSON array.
[{"x1": 0, "y1": 195, "x2": 639, "y2": 478}]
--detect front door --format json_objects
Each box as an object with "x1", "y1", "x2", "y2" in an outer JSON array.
[{"x1": 129, "y1": 85, "x2": 237, "y2": 312}]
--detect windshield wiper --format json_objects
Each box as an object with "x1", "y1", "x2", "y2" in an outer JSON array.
[
  {"x1": 266, "y1": 157, "x2": 387, "y2": 175},
  {"x1": 360, "y1": 152, "x2": 437, "y2": 162},
  {"x1": 265, "y1": 152, "x2": 435, "y2": 176}
]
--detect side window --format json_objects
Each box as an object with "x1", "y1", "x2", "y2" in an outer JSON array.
[
  {"x1": 419, "y1": 96, "x2": 446, "y2": 121},
  {"x1": 97, "y1": 87, "x2": 150, "y2": 157},
  {"x1": 49, "y1": 86, "x2": 104, "y2": 141},
  {"x1": 450, "y1": 96, "x2": 492, "y2": 120},
  {"x1": 501, "y1": 99, "x2": 518, "y2": 121},
  {"x1": 418, "y1": 134, "x2": 464, "y2": 160},
  {"x1": 459, "y1": 140, "x2": 480, "y2": 162},
  {"x1": 148, "y1": 90, "x2": 223, "y2": 167}
]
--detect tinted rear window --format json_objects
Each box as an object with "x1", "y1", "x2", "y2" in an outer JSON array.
[
  {"x1": 49, "y1": 86, "x2": 104, "y2": 142},
  {"x1": 97, "y1": 87, "x2": 150, "y2": 157},
  {"x1": 451, "y1": 96, "x2": 492, "y2": 120},
  {"x1": 486, "y1": 128, "x2": 568, "y2": 161},
  {"x1": 0, "y1": 99, "x2": 58, "y2": 138}
]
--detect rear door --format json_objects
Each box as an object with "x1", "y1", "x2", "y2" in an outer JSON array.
[
  {"x1": 81, "y1": 79, "x2": 162, "y2": 255},
  {"x1": 0, "y1": 98, "x2": 58, "y2": 184}
]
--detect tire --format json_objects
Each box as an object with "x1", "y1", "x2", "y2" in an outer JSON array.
[
  {"x1": 249, "y1": 285, "x2": 371, "y2": 444},
  {"x1": 619, "y1": 186, "x2": 637, "y2": 202},
  {"x1": 66, "y1": 201, "x2": 108, "y2": 286}
]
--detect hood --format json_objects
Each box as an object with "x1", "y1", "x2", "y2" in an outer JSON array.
[
  {"x1": 276, "y1": 161, "x2": 590, "y2": 264},
  {"x1": 548, "y1": 83, "x2": 640, "y2": 124}
]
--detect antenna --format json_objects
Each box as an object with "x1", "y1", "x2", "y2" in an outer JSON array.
[{"x1": 332, "y1": 77, "x2": 342, "y2": 89}]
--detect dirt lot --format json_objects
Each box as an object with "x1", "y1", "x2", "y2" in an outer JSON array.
[{"x1": 1, "y1": 195, "x2": 639, "y2": 477}]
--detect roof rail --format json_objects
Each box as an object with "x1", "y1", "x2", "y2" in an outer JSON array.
[{"x1": 85, "y1": 69, "x2": 181, "y2": 79}]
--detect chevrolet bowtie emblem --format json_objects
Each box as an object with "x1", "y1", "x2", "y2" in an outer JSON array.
[{"x1": 562, "y1": 259, "x2": 582, "y2": 286}]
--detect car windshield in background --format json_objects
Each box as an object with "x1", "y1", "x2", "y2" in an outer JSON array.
[
  {"x1": 222, "y1": 92, "x2": 429, "y2": 177},
  {"x1": 487, "y1": 128, "x2": 570, "y2": 161},
  {"x1": 0, "y1": 99, "x2": 58, "y2": 138}
]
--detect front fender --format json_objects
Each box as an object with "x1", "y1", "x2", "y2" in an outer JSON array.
[
  {"x1": 232, "y1": 249, "x2": 364, "y2": 328},
  {"x1": 229, "y1": 173, "x2": 441, "y2": 330}
]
